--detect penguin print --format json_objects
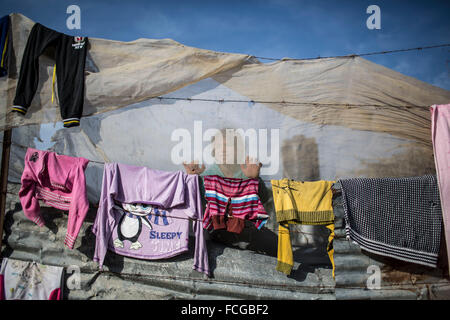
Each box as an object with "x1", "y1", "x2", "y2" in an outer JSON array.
[{"x1": 113, "y1": 203, "x2": 154, "y2": 250}]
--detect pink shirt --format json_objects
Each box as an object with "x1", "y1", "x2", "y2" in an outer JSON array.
[
  {"x1": 431, "y1": 103, "x2": 450, "y2": 271},
  {"x1": 19, "y1": 148, "x2": 89, "y2": 249}
]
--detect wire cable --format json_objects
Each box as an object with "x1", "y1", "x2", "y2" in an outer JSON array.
[
  {"x1": 155, "y1": 96, "x2": 433, "y2": 109},
  {"x1": 252, "y1": 43, "x2": 450, "y2": 61},
  {"x1": 5, "y1": 140, "x2": 338, "y2": 235}
]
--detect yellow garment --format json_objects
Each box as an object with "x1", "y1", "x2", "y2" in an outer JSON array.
[
  {"x1": 276, "y1": 223, "x2": 335, "y2": 278},
  {"x1": 0, "y1": 33, "x2": 7, "y2": 68},
  {"x1": 271, "y1": 179, "x2": 335, "y2": 278},
  {"x1": 51, "y1": 64, "x2": 56, "y2": 103}
]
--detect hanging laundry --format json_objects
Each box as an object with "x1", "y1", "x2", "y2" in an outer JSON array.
[
  {"x1": 11, "y1": 23, "x2": 88, "y2": 127},
  {"x1": 93, "y1": 163, "x2": 209, "y2": 276},
  {"x1": 202, "y1": 175, "x2": 269, "y2": 234},
  {"x1": 271, "y1": 179, "x2": 335, "y2": 277},
  {"x1": 431, "y1": 103, "x2": 450, "y2": 273},
  {"x1": 0, "y1": 15, "x2": 11, "y2": 77},
  {"x1": 339, "y1": 175, "x2": 443, "y2": 268},
  {"x1": 0, "y1": 258, "x2": 63, "y2": 300},
  {"x1": 19, "y1": 148, "x2": 89, "y2": 249}
]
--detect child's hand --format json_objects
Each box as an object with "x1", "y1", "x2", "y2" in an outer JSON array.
[
  {"x1": 240, "y1": 156, "x2": 262, "y2": 179},
  {"x1": 183, "y1": 161, "x2": 206, "y2": 175}
]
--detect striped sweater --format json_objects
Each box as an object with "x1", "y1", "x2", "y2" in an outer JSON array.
[{"x1": 202, "y1": 175, "x2": 268, "y2": 233}]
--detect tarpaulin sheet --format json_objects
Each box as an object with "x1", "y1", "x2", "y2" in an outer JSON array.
[{"x1": 0, "y1": 13, "x2": 251, "y2": 131}]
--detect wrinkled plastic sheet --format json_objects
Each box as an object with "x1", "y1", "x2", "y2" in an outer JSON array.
[
  {"x1": 0, "y1": 13, "x2": 251, "y2": 131},
  {"x1": 1, "y1": 13, "x2": 449, "y2": 148}
]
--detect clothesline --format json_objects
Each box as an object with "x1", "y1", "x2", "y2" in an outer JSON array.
[
  {"x1": 7, "y1": 140, "x2": 273, "y2": 181},
  {"x1": 149, "y1": 95, "x2": 434, "y2": 109},
  {"x1": 4, "y1": 141, "x2": 340, "y2": 236},
  {"x1": 7, "y1": 140, "x2": 109, "y2": 165},
  {"x1": 6, "y1": 140, "x2": 339, "y2": 191},
  {"x1": 252, "y1": 43, "x2": 450, "y2": 61},
  {"x1": 23, "y1": 92, "x2": 437, "y2": 108},
  {"x1": 4, "y1": 189, "x2": 329, "y2": 237}
]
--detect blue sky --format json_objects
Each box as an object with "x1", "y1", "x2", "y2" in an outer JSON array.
[{"x1": 1, "y1": 0, "x2": 449, "y2": 89}]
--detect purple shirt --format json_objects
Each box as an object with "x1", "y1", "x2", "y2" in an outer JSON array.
[{"x1": 92, "y1": 163, "x2": 209, "y2": 276}]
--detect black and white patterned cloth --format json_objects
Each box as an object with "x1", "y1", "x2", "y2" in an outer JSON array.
[{"x1": 339, "y1": 174, "x2": 443, "y2": 268}]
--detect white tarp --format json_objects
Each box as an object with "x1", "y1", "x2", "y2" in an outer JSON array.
[{"x1": 0, "y1": 13, "x2": 251, "y2": 130}]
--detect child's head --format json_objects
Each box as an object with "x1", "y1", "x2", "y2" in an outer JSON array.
[{"x1": 211, "y1": 128, "x2": 245, "y2": 165}]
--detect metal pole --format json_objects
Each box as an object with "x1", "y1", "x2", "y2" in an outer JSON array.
[{"x1": 0, "y1": 128, "x2": 12, "y2": 253}]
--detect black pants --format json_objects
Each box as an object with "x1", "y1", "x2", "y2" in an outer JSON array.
[{"x1": 12, "y1": 23, "x2": 88, "y2": 127}]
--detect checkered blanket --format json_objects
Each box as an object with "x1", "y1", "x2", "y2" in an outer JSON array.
[{"x1": 339, "y1": 175, "x2": 443, "y2": 268}]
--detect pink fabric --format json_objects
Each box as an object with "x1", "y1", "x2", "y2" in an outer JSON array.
[
  {"x1": 0, "y1": 274, "x2": 4, "y2": 300},
  {"x1": 431, "y1": 103, "x2": 450, "y2": 271},
  {"x1": 19, "y1": 148, "x2": 89, "y2": 249},
  {"x1": 48, "y1": 288, "x2": 61, "y2": 300}
]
